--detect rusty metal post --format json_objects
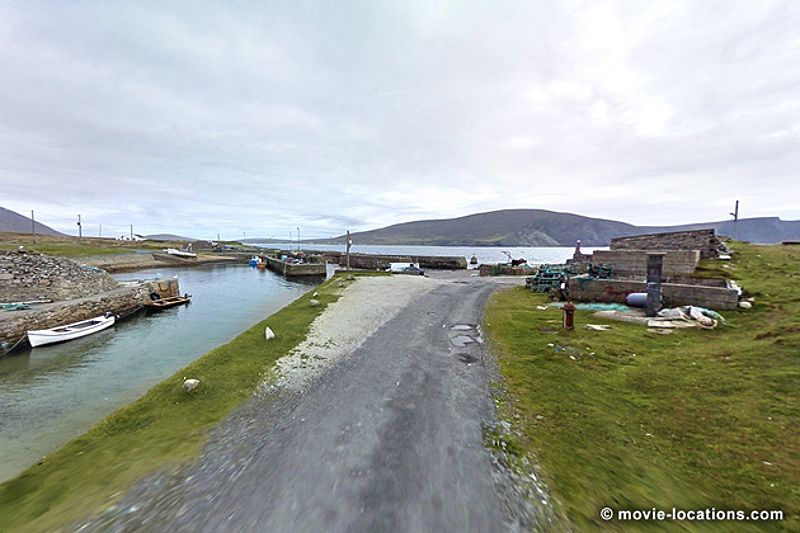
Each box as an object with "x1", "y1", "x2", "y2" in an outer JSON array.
[
  {"x1": 646, "y1": 253, "x2": 664, "y2": 317},
  {"x1": 562, "y1": 302, "x2": 575, "y2": 330}
]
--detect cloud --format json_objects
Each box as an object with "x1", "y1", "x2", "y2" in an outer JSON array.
[{"x1": 0, "y1": 0, "x2": 798, "y2": 237}]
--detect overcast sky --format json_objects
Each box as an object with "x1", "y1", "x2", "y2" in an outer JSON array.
[{"x1": 1, "y1": 1, "x2": 798, "y2": 239}]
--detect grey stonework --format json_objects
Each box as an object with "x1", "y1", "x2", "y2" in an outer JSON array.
[{"x1": 0, "y1": 250, "x2": 118, "y2": 303}]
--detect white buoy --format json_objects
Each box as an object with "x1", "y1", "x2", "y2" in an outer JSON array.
[{"x1": 265, "y1": 326, "x2": 276, "y2": 340}]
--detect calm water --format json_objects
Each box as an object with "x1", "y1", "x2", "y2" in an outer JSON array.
[
  {"x1": 257, "y1": 244, "x2": 606, "y2": 266},
  {"x1": 0, "y1": 264, "x2": 317, "y2": 482}
]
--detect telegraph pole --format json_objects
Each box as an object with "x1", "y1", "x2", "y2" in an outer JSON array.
[
  {"x1": 130, "y1": 224, "x2": 133, "y2": 241},
  {"x1": 31, "y1": 210, "x2": 36, "y2": 244},
  {"x1": 77, "y1": 214, "x2": 82, "y2": 239},
  {"x1": 297, "y1": 226, "x2": 300, "y2": 251},
  {"x1": 729, "y1": 200, "x2": 739, "y2": 240},
  {"x1": 99, "y1": 224, "x2": 102, "y2": 238},
  {"x1": 346, "y1": 230, "x2": 352, "y2": 270}
]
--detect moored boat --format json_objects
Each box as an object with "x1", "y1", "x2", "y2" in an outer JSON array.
[
  {"x1": 27, "y1": 313, "x2": 116, "y2": 348},
  {"x1": 165, "y1": 248, "x2": 197, "y2": 259},
  {"x1": 144, "y1": 294, "x2": 192, "y2": 310}
]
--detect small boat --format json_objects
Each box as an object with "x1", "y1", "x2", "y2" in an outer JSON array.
[
  {"x1": 27, "y1": 313, "x2": 116, "y2": 348},
  {"x1": 470, "y1": 255, "x2": 478, "y2": 265},
  {"x1": 256, "y1": 262, "x2": 267, "y2": 270},
  {"x1": 165, "y1": 248, "x2": 197, "y2": 259},
  {"x1": 144, "y1": 294, "x2": 192, "y2": 310}
]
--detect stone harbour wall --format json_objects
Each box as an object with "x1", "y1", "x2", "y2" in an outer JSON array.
[
  {"x1": 610, "y1": 229, "x2": 724, "y2": 259},
  {"x1": 0, "y1": 278, "x2": 179, "y2": 345},
  {"x1": 590, "y1": 249, "x2": 701, "y2": 278},
  {"x1": 0, "y1": 250, "x2": 118, "y2": 303},
  {"x1": 324, "y1": 253, "x2": 467, "y2": 270},
  {"x1": 566, "y1": 275, "x2": 739, "y2": 310}
]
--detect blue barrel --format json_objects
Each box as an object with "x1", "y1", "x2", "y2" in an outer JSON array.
[{"x1": 625, "y1": 292, "x2": 648, "y2": 308}]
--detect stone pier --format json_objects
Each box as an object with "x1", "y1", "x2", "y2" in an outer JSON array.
[{"x1": 1, "y1": 249, "x2": 180, "y2": 346}]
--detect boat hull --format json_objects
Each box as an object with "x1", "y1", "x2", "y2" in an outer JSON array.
[
  {"x1": 143, "y1": 296, "x2": 191, "y2": 310},
  {"x1": 27, "y1": 315, "x2": 116, "y2": 348}
]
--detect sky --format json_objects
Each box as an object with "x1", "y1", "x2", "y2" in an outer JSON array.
[{"x1": 1, "y1": 1, "x2": 798, "y2": 239}]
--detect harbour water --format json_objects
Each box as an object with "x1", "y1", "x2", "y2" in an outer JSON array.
[{"x1": 0, "y1": 264, "x2": 317, "y2": 482}]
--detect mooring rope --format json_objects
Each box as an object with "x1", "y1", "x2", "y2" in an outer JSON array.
[{"x1": 0, "y1": 335, "x2": 28, "y2": 357}]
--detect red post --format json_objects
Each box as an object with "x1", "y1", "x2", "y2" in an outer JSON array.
[{"x1": 563, "y1": 302, "x2": 575, "y2": 330}]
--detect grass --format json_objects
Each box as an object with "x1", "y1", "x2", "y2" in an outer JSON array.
[
  {"x1": 0, "y1": 233, "x2": 174, "y2": 257},
  {"x1": 0, "y1": 272, "x2": 376, "y2": 532},
  {"x1": 484, "y1": 243, "x2": 799, "y2": 532}
]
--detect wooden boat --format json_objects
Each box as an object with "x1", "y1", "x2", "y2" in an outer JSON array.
[
  {"x1": 144, "y1": 294, "x2": 192, "y2": 310},
  {"x1": 27, "y1": 313, "x2": 116, "y2": 348},
  {"x1": 256, "y1": 262, "x2": 267, "y2": 270},
  {"x1": 165, "y1": 248, "x2": 197, "y2": 259}
]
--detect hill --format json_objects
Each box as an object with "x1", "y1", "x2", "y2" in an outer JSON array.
[
  {"x1": 0, "y1": 207, "x2": 64, "y2": 236},
  {"x1": 145, "y1": 234, "x2": 195, "y2": 242},
  {"x1": 316, "y1": 209, "x2": 800, "y2": 246}
]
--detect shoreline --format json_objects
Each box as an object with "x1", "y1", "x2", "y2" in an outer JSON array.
[{"x1": 76, "y1": 252, "x2": 242, "y2": 273}]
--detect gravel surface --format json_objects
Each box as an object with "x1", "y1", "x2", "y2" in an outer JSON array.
[
  {"x1": 77, "y1": 276, "x2": 548, "y2": 532},
  {"x1": 272, "y1": 276, "x2": 440, "y2": 392}
]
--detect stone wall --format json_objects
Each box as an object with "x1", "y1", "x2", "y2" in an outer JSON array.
[
  {"x1": 610, "y1": 229, "x2": 724, "y2": 259},
  {"x1": 325, "y1": 253, "x2": 467, "y2": 270},
  {"x1": 0, "y1": 250, "x2": 118, "y2": 303},
  {"x1": 0, "y1": 278, "x2": 179, "y2": 344},
  {"x1": 590, "y1": 250, "x2": 700, "y2": 278},
  {"x1": 566, "y1": 275, "x2": 739, "y2": 310}
]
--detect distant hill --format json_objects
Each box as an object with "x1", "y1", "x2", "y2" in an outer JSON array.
[
  {"x1": 145, "y1": 234, "x2": 195, "y2": 242},
  {"x1": 315, "y1": 209, "x2": 800, "y2": 246},
  {"x1": 0, "y1": 207, "x2": 64, "y2": 236}
]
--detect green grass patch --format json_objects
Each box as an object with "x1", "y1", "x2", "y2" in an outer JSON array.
[
  {"x1": 25, "y1": 244, "x2": 133, "y2": 257},
  {"x1": 0, "y1": 273, "x2": 372, "y2": 531},
  {"x1": 484, "y1": 243, "x2": 799, "y2": 531}
]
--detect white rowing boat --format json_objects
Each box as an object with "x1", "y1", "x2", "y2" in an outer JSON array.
[
  {"x1": 27, "y1": 313, "x2": 116, "y2": 348},
  {"x1": 165, "y1": 248, "x2": 197, "y2": 259}
]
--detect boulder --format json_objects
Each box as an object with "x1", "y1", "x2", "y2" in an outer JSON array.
[
  {"x1": 183, "y1": 378, "x2": 200, "y2": 392},
  {"x1": 265, "y1": 326, "x2": 276, "y2": 340}
]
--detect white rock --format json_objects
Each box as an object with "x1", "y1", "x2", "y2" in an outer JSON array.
[
  {"x1": 738, "y1": 301, "x2": 752, "y2": 309},
  {"x1": 309, "y1": 299, "x2": 320, "y2": 307},
  {"x1": 265, "y1": 326, "x2": 276, "y2": 340},
  {"x1": 183, "y1": 378, "x2": 200, "y2": 392},
  {"x1": 313, "y1": 291, "x2": 319, "y2": 297}
]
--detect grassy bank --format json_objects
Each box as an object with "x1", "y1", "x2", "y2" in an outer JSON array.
[
  {"x1": 0, "y1": 273, "x2": 371, "y2": 531},
  {"x1": 0, "y1": 233, "x2": 166, "y2": 257},
  {"x1": 484, "y1": 243, "x2": 799, "y2": 531}
]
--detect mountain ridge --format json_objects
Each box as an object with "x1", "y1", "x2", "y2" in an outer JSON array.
[
  {"x1": 0, "y1": 207, "x2": 64, "y2": 236},
  {"x1": 313, "y1": 209, "x2": 800, "y2": 246}
]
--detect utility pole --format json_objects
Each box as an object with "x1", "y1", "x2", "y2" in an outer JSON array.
[
  {"x1": 31, "y1": 210, "x2": 36, "y2": 244},
  {"x1": 730, "y1": 200, "x2": 739, "y2": 240},
  {"x1": 77, "y1": 214, "x2": 82, "y2": 239},
  {"x1": 217, "y1": 233, "x2": 220, "y2": 243},
  {"x1": 297, "y1": 226, "x2": 300, "y2": 251},
  {"x1": 346, "y1": 230, "x2": 352, "y2": 270},
  {"x1": 99, "y1": 224, "x2": 102, "y2": 238},
  {"x1": 130, "y1": 224, "x2": 133, "y2": 241}
]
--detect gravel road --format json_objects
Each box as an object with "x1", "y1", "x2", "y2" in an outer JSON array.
[{"x1": 80, "y1": 277, "x2": 534, "y2": 532}]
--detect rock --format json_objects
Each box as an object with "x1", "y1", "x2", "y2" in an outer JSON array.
[
  {"x1": 182, "y1": 378, "x2": 200, "y2": 392},
  {"x1": 312, "y1": 291, "x2": 319, "y2": 297},
  {"x1": 347, "y1": 274, "x2": 355, "y2": 281},
  {"x1": 738, "y1": 301, "x2": 752, "y2": 309},
  {"x1": 265, "y1": 326, "x2": 276, "y2": 340},
  {"x1": 309, "y1": 299, "x2": 319, "y2": 307}
]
